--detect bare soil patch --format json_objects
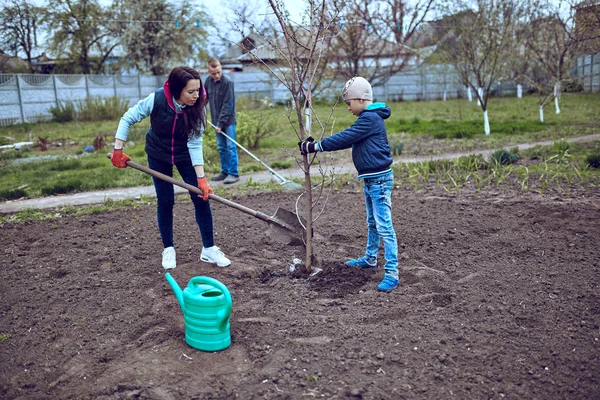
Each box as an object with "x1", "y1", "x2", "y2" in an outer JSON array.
[{"x1": 1, "y1": 187, "x2": 599, "y2": 399}]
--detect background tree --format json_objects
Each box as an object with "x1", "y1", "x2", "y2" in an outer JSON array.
[
  {"x1": 0, "y1": 0, "x2": 41, "y2": 73},
  {"x1": 329, "y1": 0, "x2": 436, "y2": 86},
  {"x1": 115, "y1": 0, "x2": 209, "y2": 75},
  {"x1": 44, "y1": 0, "x2": 122, "y2": 74},
  {"x1": 519, "y1": 0, "x2": 583, "y2": 122},
  {"x1": 435, "y1": 0, "x2": 524, "y2": 135}
]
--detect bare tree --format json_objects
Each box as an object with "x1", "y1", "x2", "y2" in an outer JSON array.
[
  {"x1": 435, "y1": 0, "x2": 523, "y2": 135},
  {"x1": 329, "y1": 0, "x2": 436, "y2": 86},
  {"x1": 0, "y1": 0, "x2": 40, "y2": 73}
]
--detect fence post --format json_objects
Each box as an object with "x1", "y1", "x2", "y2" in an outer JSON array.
[
  {"x1": 138, "y1": 75, "x2": 142, "y2": 100},
  {"x1": 52, "y1": 75, "x2": 59, "y2": 108},
  {"x1": 590, "y1": 53, "x2": 594, "y2": 92},
  {"x1": 384, "y1": 80, "x2": 388, "y2": 102},
  {"x1": 84, "y1": 74, "x2": 90, "y2": 98},
  {"x1": 15, "y1": 75, "x2": 26, "y2": 123},
  {"x1": 113, "y1": 75, "x2": 117, "y2": 97}
]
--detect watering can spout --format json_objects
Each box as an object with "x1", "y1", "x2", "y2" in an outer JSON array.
[{"x1": 165, "y1": 272, "x2": 184, "y2": 311}]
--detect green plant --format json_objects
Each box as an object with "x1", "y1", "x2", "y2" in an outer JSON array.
[
  {"x1": 491, "y1": 149, "x2": 519, "y2": 165},
  {"x1": 390, "y1": 140, "x2": 404, "y2": 156},
  {"x1": 49, "y1": 101, "x2": 75, "y2": 122},
  {"x1": 547, "y1": 139, "x2": 571, "y2": 164},
  {"x1": 0, "y1": 333, "x2": 10, "y2": 343}
]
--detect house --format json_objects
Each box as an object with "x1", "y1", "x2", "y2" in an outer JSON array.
[{"x1": 0, "y1": 50, "x2": 30, "y2": 73}]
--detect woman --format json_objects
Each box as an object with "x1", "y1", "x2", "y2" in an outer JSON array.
[{"x1": 110, "y1": 66, "x2": 231, "y2": 269}]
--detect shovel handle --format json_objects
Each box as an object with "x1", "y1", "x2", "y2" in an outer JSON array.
[{"x1": 107, "y1": 154, "x2": 274, "y2": 224}]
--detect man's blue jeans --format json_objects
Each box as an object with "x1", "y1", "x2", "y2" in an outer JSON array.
[
  {"x1": 362, "y1": 172, "x2": 399, "y2": 276},
  {"x1": 215, "y1": 123, "x2": 239, "y2": 177},
  {"x1": 147, "y1": 156, "x2": 214, "y2": 249}
]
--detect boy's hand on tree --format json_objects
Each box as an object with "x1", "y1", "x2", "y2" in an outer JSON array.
[{"x1": 298, "y1": 136, "x2": 317, "y2": 155}]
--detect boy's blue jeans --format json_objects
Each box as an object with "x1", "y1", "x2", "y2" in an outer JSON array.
[
  {"x1": 147, "y1": 156, "x2": 214, "y2": 249},
  {"x1": 215, "y1": 123, "x2": 239, "y2": 177},
  {"x1": 362, "y1": 172, "x2": 399, "y2": 276}
]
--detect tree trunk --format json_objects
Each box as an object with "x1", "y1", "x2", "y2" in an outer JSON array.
[
  {"x1": 517, "y1": 84, "x2": 522, "y2": 99},
  {"x1": 483, "y1": 110, "x2": 490, "y2": 136},
  {"x1": 539, "y1": 105, "x2": 544, "y2": 122},
  {"x1": 467, "y1": 86, "x2": 472, "y2": 102}
]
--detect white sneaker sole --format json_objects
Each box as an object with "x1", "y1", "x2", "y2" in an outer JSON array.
[{"x1": 200, "y1": 256, "x2": 231, "y2": 268}]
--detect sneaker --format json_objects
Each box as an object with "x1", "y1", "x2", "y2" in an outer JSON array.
[
  {"x1": 211, "y1": 172, "x2": 227, "y2": 182},
  {"x1": 223, "y1": 174, "x2": 240, "y2": 184},
  {"x1": 162, "y1": 246, "x2": 176, "y2": 269},
  {"x1": 200, "y1": 246, "x2": 231, "y2": 267},
  {"x1": 345, "y1": 257, "x2": 377, "y2": 269},
  {"x1": 377, "y1": 274, "x2": 399, "y2": 292}
]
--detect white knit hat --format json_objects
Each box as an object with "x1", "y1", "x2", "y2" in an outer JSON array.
[{"x1": 342, "y1": 77, "x2": 373, "y2": 101}]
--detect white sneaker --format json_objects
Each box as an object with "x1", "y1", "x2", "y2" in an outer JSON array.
[
  {"x1": 162, "y1": 247, "x2": 176, "y2": 269},
  {"x1": 200, "y1": 246, "x2": 231, "y2": 267}
]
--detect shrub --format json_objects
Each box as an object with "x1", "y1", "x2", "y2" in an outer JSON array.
[
  {"x1": 491, "y1": 149, "x2": 519, "y2": 165},
  {"x1": 585, "y1": 151, "x2": 600, "y2": 169},
  {"x1": 0, "y1": 187, "x2": 28, "y2": 201},
  {"x1": 236, "y1": 109, "x2": 281, "y2": 150},
  {"x1": 77, "y1": 96, "x2": 130, "y2": 122},
  {"x1": 49, "y1": 101, "x2": 75, "y2": 122}
]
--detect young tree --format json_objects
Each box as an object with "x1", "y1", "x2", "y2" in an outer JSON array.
[
  {"x1": 0, "y1": 0, "x2": 41, "y2": 73},
  {"x1": 436, "y1": 0, "x2": 523, "y2": 135},
  {"x1": 241, "y1": 0, "x2": 342, "y2": 272}
]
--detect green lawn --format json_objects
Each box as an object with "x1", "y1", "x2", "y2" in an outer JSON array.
[{"x1": 0, "y1": 93, "x2": 598, "y2": 201}]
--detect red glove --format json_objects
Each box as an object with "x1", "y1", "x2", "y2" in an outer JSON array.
[
  {"x1": 197, "y1": 177, "x2": 213, "y2": 201},
  {"x1": 111, "y1": 149, "x2": 131, "y2": 168}
]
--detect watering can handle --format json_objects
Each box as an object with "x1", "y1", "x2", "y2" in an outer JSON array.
[{"x1": 189, "y1": 276, "x2": 232, "y2": 332}]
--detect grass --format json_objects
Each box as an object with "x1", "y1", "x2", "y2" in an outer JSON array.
[
  {"x1": 0, "y1": 93, "x2": 598, "y2": 202},
  {"x1": 392, "y1": 140, "x2": 600, "y2": 195}
]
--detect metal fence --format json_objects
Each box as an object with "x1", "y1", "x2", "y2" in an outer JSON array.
[
  {"x1": 575, "y1": 53, "x2": 600, "y2": 93},
  {"x1": 0, "y1": 66, "x2": 511, "y2": 127}
]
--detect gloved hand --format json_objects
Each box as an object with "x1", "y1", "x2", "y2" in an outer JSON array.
[
  {"x1": 111, "y1": 149, "x2": 131, "y2": 168},
  {"x1": 197, "y1": 177, "x2": 213, "y2": 201},
  {"x1": 298, "y1": 136, "x2": 318, "y2": 155}
]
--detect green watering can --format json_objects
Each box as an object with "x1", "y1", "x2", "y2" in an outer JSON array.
[{"x1": 165, "y1": 273, "x2": 232, "y2": 352}]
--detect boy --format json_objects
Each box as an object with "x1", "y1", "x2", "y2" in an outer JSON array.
[{"x1": 298, "y1": 77, "x2": 399, "y2": 292}]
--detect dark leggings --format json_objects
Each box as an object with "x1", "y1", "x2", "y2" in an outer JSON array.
[{"x1": 147, "y1": 156, "x2": 214, "y2": 249}]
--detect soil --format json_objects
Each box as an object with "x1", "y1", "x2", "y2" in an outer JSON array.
[{"x1": 1, "y1": 186, "x2": 599, "y2": 399}]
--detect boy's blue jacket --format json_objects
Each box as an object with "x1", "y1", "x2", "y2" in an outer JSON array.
[{"x1": 319, "y1": 103, "x2": 393, "y2": 180}]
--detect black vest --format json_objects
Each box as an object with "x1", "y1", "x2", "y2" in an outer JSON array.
[{"x1": 144, "y1": 88, "x2": 191, "y2": 164}]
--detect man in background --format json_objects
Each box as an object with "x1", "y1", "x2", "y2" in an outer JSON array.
[{"x1": 205, "y1": 59, "x2": 239, "y2": 184}]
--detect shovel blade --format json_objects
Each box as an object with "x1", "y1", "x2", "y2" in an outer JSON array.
[{"x1": 266, "y1": 207, "x2": 307, "y2": 246}]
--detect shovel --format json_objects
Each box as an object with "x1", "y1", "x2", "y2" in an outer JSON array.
[{"x1": 109, "y1": 157, "x2": 306, "y2": 246}]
